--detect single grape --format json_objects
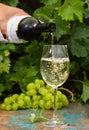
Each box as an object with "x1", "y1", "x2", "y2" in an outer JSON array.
[
  {"x1": 12, "y1": 94, "x2": 19, "y2": 98},
  {"x1": 60, "y1": 95, "x2": 68, "y2": 102},
  {"x1": 35, "y1": 83, "x2": 41, "y2": 90},
  {"x1": 61, "y1": 95, "x2": 69, "y2": 106},
  {"x1": 32, "y1": 101, "x2": 39, "y2": 109},
  {"x1": 0, "y1": 103, "x2": 6, "y2": 110},
  {"x1": 32, "y1": 95, "x2": 41, "y2": 101},
  {"x1": 43, "y1": 93, "x2": 53, "y2": 101},
  {"x1": 24, "y1": 96, "x2": 31, "y2": 103},
  {"x1": 39, "y1": 87, "x2": 48, "y2": 96},
  {"x1": 37, "y1": 95, "x2": 41, "y2": 100},
  {"x1": 48, "y1": 87, "x2": 54, "y2": 94},
  {"x1": 56, "y1": 91, "x2": 63, "y2": 102},
  {"x1": 51, "y1": 95, "x2": 54, "y2": 103},
  {"x1": 11, "y1": 94, "x2": 19, "y2": 102},
  {"x1": 38, "y1": 99, "x2": 45, "y2": 109},
  {"x1": 56, "y1": 102, "x2": 62, "y2": 109},
  {"x1": 19, "y1": 94, "x2": 26, "y2": 100},
  {"x1": 56, "y1": 91, "x2": 62, "y2": 97},
  {"x1": 5, "y1": 104, "x2": 12, "y2": 111},
  {"x1": 39, "y1": 80, "x2": 45, "y2": 87},
  {"x1": 26, "y1": 102, "x2": 32, "y2": 108},
  {"x1": 26, "y1": 89, "x2": 37, "y2": 96},
  {"x1": 46, "y1": 84, "x2": 52, "y2": 89},
  {"x1": 63, "y1": 99, "x2": 69, "y2": 106},
  {"x1": 20, "y1": 93, "x2": 26, "y2": 97},
  {"x1": 12, "y1": 103, "x2": 19, "y2": 111},
  {"x1": 17, "y1": 99, "x2": 25, "y2": 108},
  {"x1": 45, "y1": 101, "x2": 53, "y2": 110},
  {"x1": 4, "y1": 97, "x2": 12, "y2": 105},
  {"x1": 26, "y1": 83, "x2": 35, "y2": 90},
  {"x1": 35, "y1": 79, "x2": 45, "y2": 87}
]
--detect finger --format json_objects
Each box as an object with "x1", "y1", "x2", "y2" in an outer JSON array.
[{"x1": 0, "y1": 22, "x2": 8, "y2": 39}]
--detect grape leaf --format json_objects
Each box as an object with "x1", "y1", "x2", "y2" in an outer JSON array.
[
  {"x1": 26, "y1": 67, "x2": 39, "y2": 78},
  {"x1": 58, "y1": 0, "x2": 84, "y2": 22},
  {"x1": 71, "y1": 23, "x2": 89, "y2": 39},
  {"x1": 34, "y1": 6, "x2": 55, "y2": 22},
  {"x1": 79, "y1": 55, "x2": 89, "y2": 70},
  {"x1": 40, "y1": 0, "x2": 60, "y2": 5},
  {"x1": 70, "y1": 40, "x2": 88, "y2": 57},
  {"x1": 54, "y1": 16, "x2": 70, "y2": 39},
  {"x1": 3, "y1": 0, "x2": 18, "y2": 6},
  {"x1": 10, "y1": 66, "x2": 38, "y2": 81},
  {"x1": 0, "y1": 84, "x2": 6, "y2": 96},
  {"x1": 70, "y1": 23, "x2": 89, "y2": 57},
  {"x1": 0, "y1": 84, "x2": 5, "y2": 92},
  {"x1": 34, "y1": 6, "x2": 70, "y2": 39},
  {"x1": 81, "y1": 74, "x2": 89, "y2": 102},
  {"x1": 3, "y1": 58, "x2": 11, "y2": 73},
  {"x1": 0, "y1": 58, "x2": 10, "y2": 74}
]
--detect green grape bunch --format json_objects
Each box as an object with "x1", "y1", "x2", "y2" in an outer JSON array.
[{"x1": 0, "y1": 79, "x2": 69, "y2": 111}]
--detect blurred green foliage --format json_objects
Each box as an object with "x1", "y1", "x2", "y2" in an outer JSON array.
[{"x1": 0, "y1": 0, "x2": 89, "y2": 103}]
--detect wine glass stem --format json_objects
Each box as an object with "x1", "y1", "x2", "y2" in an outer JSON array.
[{"x1": 53, "y1": 87, "x2": 57, "y2": 119}]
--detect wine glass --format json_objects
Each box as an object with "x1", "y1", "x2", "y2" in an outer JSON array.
[{"x1": 40, "y1": 45, "x2": 70, "y2": 127}]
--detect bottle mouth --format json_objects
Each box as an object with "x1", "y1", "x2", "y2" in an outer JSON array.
[
  {"x1": 35, "y1": 22, "x2": 56, "y2": 32},
  {"x1": 48, "y1": 23, "x2": 56, "y2": 32}
]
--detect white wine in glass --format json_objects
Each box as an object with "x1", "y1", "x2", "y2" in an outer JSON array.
[{"x1": 40, "y1": 45, "x2": 70, "y2": 127}]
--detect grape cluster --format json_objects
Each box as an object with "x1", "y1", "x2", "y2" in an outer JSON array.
[{"x1": 0, "y1": 79, "x2": 69, "y2": 111}]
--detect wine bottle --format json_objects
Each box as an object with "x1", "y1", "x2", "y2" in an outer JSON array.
[{"x1": 0, "y1": 16, "x2": 56, "y2": 43}]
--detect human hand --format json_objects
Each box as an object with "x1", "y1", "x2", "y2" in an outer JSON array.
[{"x1": 0, "y1": 3, "x2": 29, "y2": 38}]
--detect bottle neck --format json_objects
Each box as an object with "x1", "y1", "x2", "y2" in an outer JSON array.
[{"x1": 35, "y1": 22, "x2": 56, "y2": 33}]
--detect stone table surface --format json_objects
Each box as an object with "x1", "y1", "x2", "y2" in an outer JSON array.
[{"x1": 0, "y1": 103, "x2": 89, "y2": 130}]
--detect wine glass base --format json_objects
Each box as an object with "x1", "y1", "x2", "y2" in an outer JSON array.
[{"x1": 46, "y1": 118, "x2": 66, "y2": 128}]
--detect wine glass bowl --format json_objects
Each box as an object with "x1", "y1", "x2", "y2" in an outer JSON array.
[{"x1": 40, "y1": 45, "x2": 70, "y2": 127}]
